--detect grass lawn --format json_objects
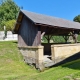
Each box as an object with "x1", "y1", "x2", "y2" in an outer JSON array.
[{"x1": 0, "y1": 41, "x2": 80, "y2": 80}]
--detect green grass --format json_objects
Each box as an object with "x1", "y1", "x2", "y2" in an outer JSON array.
[{"x1": 0, "y1": 41, "x2": 80, "y2": 80}]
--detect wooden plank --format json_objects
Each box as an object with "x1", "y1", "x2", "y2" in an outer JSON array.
[
  {"x1": 37, "y1": 27, "x2": 41, "y2": 45},
  {"x1": 18, "y1": 15, "x2": 41, "y2": 46}
]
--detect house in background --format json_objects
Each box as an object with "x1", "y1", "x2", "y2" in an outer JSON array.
[{"x1": 13, "y1": 10, "x2": 80, "y2": 70}]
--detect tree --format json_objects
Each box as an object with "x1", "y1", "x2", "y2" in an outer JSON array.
[
  {"x1": 0, "y1": 0, "x2": 20, "y2": 30},
  {"x1": 73, "y1": 15, "x2": 80, "y2": 23},
  {"x1": 4, "y1": 20, "x2": 16, "y2": 30}
]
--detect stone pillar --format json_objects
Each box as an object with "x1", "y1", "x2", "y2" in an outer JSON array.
[
  {"x1": 51, "y1": 45, "x2": 55, "y2": 63},
  {"x1": 73, "y1": 34, "x2": 78, "y2": 43},
  {"x1": 36, "y1": 46, "x2": 44, "y2": 71}
]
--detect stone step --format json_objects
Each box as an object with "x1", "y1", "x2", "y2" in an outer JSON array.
[{"x1": 43, "y1": 55, "x2": 55, "y2": 67}]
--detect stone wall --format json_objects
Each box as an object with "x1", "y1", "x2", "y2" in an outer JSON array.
[
  {"x1": 0, "y1": 31, "x2": 17, "y2": 41},
  {"x1": 18, "y1": 46, "x2": 44, "y2": 70},
  {"x1": 18, "y1": 43, "x2": 80, "y2": 70},
  {"x1": 51, "y1": 44, "x2": 80, "y2": 63}
]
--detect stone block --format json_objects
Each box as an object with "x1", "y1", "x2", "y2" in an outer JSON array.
[{"x1": 51, "y1": 44, "x2": 80, "y2": 64}]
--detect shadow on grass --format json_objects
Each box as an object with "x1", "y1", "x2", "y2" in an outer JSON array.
[
  {"x1": 13, "y1": 41, "x2": 18, "y2": 44},
  {"x1": 50, "y1": 52, "x2": 80, "y2": 70}
]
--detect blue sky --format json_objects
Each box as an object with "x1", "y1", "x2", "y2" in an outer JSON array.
[{"x1": 14, "y1": 0, "x2": 80, "y2": 21}]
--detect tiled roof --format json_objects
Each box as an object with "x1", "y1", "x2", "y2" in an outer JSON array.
[{"x1": 21, "y1": 10, "x2": 80, "y2": 29}]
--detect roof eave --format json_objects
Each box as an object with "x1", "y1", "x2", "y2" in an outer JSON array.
[{"x1": 13, "y1": 10, "x2": 36, "y2": 34}]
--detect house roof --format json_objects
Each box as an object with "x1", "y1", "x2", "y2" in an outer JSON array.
[
  {"x1": 21, "y1": 10, "x2": 80, "y2": 29},
  {"x1": 13, "y1": 10, "x2": 80, "y2": 35}
]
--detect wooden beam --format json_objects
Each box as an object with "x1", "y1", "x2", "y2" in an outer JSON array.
[
  {"x1": 41, "y1": 27, "x2": 47, "y2": 39},
  {"x1": 17, "y1": 22, "x2": 21, "y2": 24},
  {"x1": 37, "y1": 27, "x2": 41, "y2": 45},
  {"x1": 47, "y1": 35, "x2": 50, "y2": 43},
  {"x1": 41, "y1": 32, "x2": 45, "y2": 40},
  {"x1": 44, "y1": 35, "x2": 52, "y2": 43},
  {"x1": 44, "y1": 35, "x2": 48, "y2": 40},
  {"x1": 35, "y1": 23, "x2": 78, "y2": 31}
]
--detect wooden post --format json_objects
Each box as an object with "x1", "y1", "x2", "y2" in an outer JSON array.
[
  {"x1": 47, "y1": 35, "x2": 52, "y2": 43},
  {"x1": 44, "y1": 35, "x2": 52, "y2": 43},
  {"x1": 37, "y1": 27, "x2": 41, "y2": 45},
  {"x1": 41, "y1": 32, "x2": 45, "y2": 40},
  {"x1": 72, "y1": 34, "x2": 78, "y2": 43},
  {"x1": 48, "y1": 35, "x2": 50, "y2": 43}
]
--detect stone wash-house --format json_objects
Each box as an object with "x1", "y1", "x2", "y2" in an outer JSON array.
[{"x1": 13, "y1": 10, "x2": 80, "y2": 70}]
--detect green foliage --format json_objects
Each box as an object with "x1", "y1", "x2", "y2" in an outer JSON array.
[
  {"x1": 42, "y1": 36, "x2": 48, "y2": 43},
  {"x1": 5, "y1": 19, "x2": 16, "y2": 30},
  {"x1": 42, "y1": 35, "x2": 65, "y2": 43},
  {"x1": 73, "y1": 15, "x2": 80, "y2": 23},
  {"x1": 52, "y1": 36, "x2": 65, "y2": 43},
  {"x1": 0, "y1": 0, "x2": 20, "y2": 30},
  {"x1": 0, "y1": 19, "x2": 16, "y2": 31}
]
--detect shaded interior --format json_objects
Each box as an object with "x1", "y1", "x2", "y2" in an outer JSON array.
[{"x1": 41, "y1": 43, "x2": 53, "y2": 56}]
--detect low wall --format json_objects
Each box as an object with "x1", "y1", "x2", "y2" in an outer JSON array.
[
  {"x1": 0, "y1": 31, "x2": 17, "y2": 41},
  {"x1": 51, "y1": 43, "x2": 80, "y2": 63},
  {"x1": 18, "y1": 46, "x2": 44, "y2": 70},
  {"x1": 18, "y1": 43, "x2": 80, "y2": 70}
]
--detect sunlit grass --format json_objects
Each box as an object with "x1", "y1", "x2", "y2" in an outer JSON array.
[{"x1": 0, "y1": 41, "x2": 80, "y2": 80}]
